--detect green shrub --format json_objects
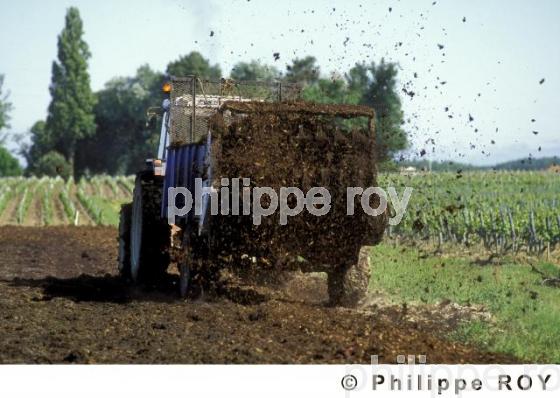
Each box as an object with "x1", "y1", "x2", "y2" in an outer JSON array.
[
  {"x1": 0, "y1": 146, "x2": 22, "y2": 177},
  {"x1": 33, "y1": 151, "x2": 72, "y2": 180}
]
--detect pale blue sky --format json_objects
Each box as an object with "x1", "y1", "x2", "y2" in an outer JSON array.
[{"x1": 0, "y1": 0, "x2": 558, "y2": 164}]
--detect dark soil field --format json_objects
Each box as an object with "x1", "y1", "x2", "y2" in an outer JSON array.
[{"x1": 0, "y1": 226, "x2": 516, "y2": 364}]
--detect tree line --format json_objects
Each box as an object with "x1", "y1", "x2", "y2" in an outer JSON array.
[
  {"x1": 1, "y1": 7, "x2": 408, "y2": 179},
  {"x1": 0, "y1": 74, "x2": 22, "y2": 177},
  {"x1": 400, "y1": 156, "x2": 560, "y2": 172}
]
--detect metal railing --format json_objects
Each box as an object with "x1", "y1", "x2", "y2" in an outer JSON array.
[{"x1": 169, "y1": 76, "x2": 301, "y2": 145}]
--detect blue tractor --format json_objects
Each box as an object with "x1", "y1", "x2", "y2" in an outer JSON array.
[{"x1": 118, "y1": 76, "x2": 387, "y2": 306}]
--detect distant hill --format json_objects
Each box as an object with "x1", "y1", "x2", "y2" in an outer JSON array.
[
  {"x1": 398, "y1": 156, "x2": 559, "y2": 172},
  {"x1": 491, "y1": 156, "x2": 559, "y2": 171},
  {"x1": 397, "y1": 160, "x2": 481, "y2": 172}
]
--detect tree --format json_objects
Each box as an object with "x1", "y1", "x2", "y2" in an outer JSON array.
[
  {"x1": 44, "y1": 7, "x2": 96, "y2": 176},
  {"x1": 361, "y1": 61, "x2": 408, "y2": 161},
  {"x1": 345, "y1": 63, "x2": 370, "y2": 99},
  {"x1": 284, "y1": 56, "x2": 320, "y2": 86},
  {"x1": 0, "y1": 146, "x2": 21, "y2": 177},
  {"x1": 0, "y1": 74, "x2": 12, "y2": 133},
  {"x1": 298, "y1": 60, "x2": 408, "y2": 161},
  {"x1": 302, "y1": 76, "x2": 360, "y2": 105},
  {"x1": 0, "y1": 75, "x2": 20, "y2": 176},
  {"x1": 23, "y1": 120, "x2": 50, "y2": 174},
  {"x1": 230, "y1": 60, "x2": 281, "y2": 82},
  {"x1": 75, "y1": 65, "x2": 164, "y2": 176},
  {"x1": 22, "y1": 120, "x2": 46, "y2": 166},
  {"x1": 166, "y1": 52, "x2": 222, "y2": 80}
]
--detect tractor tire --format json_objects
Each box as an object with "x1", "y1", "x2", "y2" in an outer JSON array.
[
  {"x1": 327, "y1": 246, "x2": 371, "y2": 307},
  {"x1": 129, "y1": 172, "x2": 170, "y2": 283},
  {"x1": 177, "y1": 234, "x2": 210, "y2": 299},
  {"x1": 179, "y1": 260, "x2": 191, "y2": 299},
  {"x1": 118, "y1": 203, "x2": 132, "y2": 279}
]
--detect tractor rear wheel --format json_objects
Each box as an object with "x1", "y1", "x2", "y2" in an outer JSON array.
[
  {"x1": 129, "y1": 172, "x2": 170, "y2": 283},
  {"x1": 175, "y1": 234, "x2": 208, "y2": 299},
  {"x1": 179, "y1": 261, "x2": 191, "y2": 298},
  {"x1": 118, "y1": 203, "x2": 132, "y2": 279}
]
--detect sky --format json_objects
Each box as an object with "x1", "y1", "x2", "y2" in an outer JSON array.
[{"x1": 0, "y1": 0, "x2": 558, "y2": 165}]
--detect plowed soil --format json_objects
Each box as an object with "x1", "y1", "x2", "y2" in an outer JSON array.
[{"x1": 0, "y1": 226, "x2": 516, "y2": 364}]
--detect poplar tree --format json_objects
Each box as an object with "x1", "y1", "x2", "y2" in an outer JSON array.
[{"x1": 45, "y1": 7, "x2": 96, "y2": 175}]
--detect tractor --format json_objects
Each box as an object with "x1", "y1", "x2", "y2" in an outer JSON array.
[{"x1": 118, "y1": 76, "x2": 387, "y2": 306}]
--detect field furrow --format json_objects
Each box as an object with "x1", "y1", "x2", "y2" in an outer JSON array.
[
  {"x1": 0, "y1": 193, "x2": 20, "y2": 225},
  {"x1": 0, "y1": 176, "x2": 133, "y2": 227},
  {"x1": 51, "y1": 185, "x2": 68, "y2": 225},
  {"x1": 24, "y1": 193, "x2": 43, "y2": 226}
]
